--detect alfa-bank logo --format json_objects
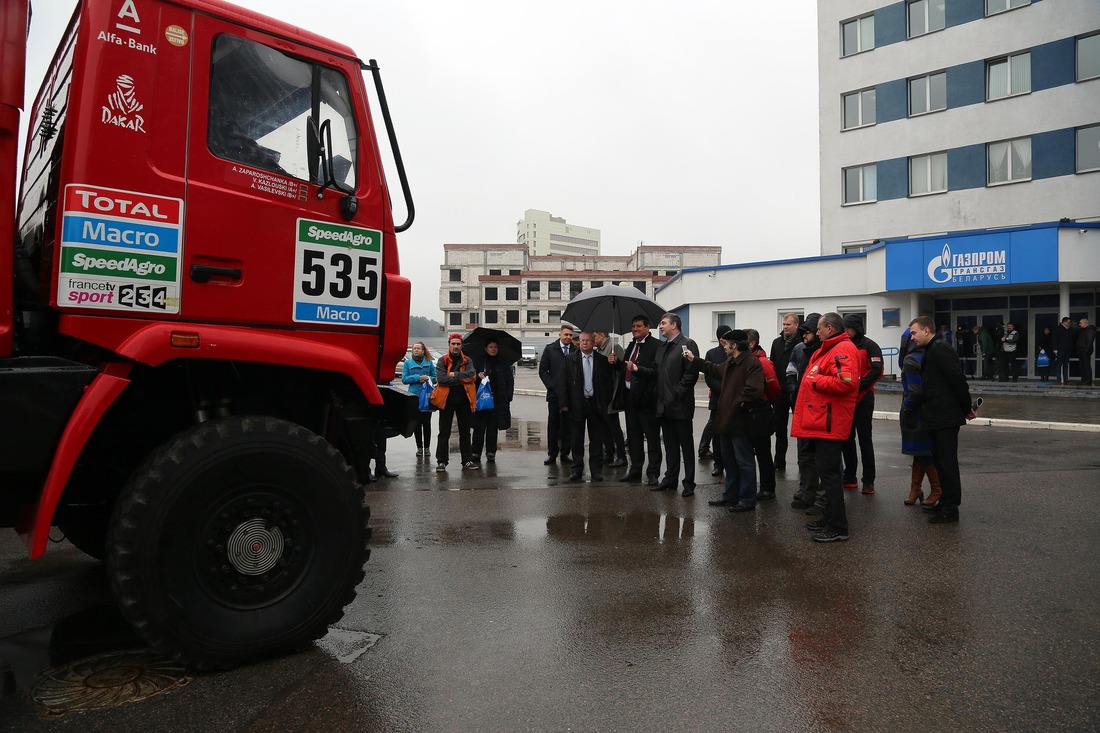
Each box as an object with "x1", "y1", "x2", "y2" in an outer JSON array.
[{"x1": 927, "y1": 243, "x2": 1007, "y2": 284}]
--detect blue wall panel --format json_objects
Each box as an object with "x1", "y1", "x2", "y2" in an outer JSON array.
[
  {"x1": 875, "y1": 3, "x2": 907, "y2": 48},
  {"x1": 878, "y1": 157, "x2": 909, "y2": 200},
  {"x1": 946, "y1": 0, "x2": 985, "y2": 27},
  {"x1": 948, "y1": 144, "x2": 987, "y2": 190},
  {"x1": 1032, "y1": 128, "x2": 1076, "y2": 179},
  {"x1": 1032, "y1": 38, "x2": 1076, "y2": 91},
  {"x1": 876, "y1": 79, "x2": 908, "y2": 123},
  {"x1": 947, "y1": 61, "x2": 986, "y2": 108}
]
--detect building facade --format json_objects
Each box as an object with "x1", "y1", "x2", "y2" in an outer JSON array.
[
  {"x1": 516, "y1": 209, "x2": 601, "y2": 257},
  {"x1": 440, "y1": 244, "x2": 721, "y2": 340}
]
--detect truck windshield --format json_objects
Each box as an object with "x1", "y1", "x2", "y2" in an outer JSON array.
[{"x1": 207, "y1": 34, "x2": 358, "y2": 189}]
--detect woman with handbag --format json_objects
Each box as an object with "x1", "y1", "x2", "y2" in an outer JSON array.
[
  {"x1": 433, "y1": 334, "x2": 478, "y2": 471},
  {"x1": 471, "y1": 338, "x2": 515, "y2": 464},
  {"x1": 402, "y1": 341, "x2": 437, "y2": 458}
]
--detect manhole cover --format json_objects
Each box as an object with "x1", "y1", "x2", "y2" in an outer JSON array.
[{"x1": 31, "y1": 649, "x2": 189, "y2": 714}]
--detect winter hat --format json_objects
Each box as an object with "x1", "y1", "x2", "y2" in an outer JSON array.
[
  {"x1": 799, "y1": 313, "x2": 821, "y2": 334},
  {"x1": 448, "y1": 332, "x2": 464, "y2": 343},
  {"x1": 842, "y1": 313, "x2": 865, "y2": 335},
  {"x1": 726, "y1": 329, "x2": 749, "y2": 343},
  {"x1": 716, "y1": 325, "x2": 732, "y2": 340}
]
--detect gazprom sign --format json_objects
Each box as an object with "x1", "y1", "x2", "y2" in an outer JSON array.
[{"x1": 885, "y1": 227, "x2": 1059, "y2": 290}]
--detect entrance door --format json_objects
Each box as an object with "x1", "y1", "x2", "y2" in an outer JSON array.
[
  {"x1": 953, "y1": 312, "x2": 1006, "y2": 379},
  {"x1": 1032, "y1": 311, "x2": 1059, "y2": 382}
]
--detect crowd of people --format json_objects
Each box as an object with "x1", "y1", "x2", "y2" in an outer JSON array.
[{"x1": 963, "y1": 317, "x2": 1095, "y2": 385}]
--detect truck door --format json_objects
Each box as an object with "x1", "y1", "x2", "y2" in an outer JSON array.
[{"x1": 182, "y1": 17, "x2": 384, "y2": 329}]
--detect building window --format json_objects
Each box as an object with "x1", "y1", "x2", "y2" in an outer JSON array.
[
  {"x1": 485, "y1": 287, "x2": 498, "y2": 301},
  {"x1": 882, "y1": 308, "x2": 902, "y2": 328},
  {"x1": 591, "y1": 281, "x2": 604, "y2": 288},
  {"x1": 548, "y1": 281, "x2": 561, "y2": 294},
  {"x1": 527, "y1": 280, "x2": 540, "y2": 294},
  {"x1": 448, "y1": 291, "x2": 461, "y2": 304},
  {"x1": 449, "y1": 312, "x2": 462, "y2": 326},
  {"x1": 489, "y1": 269, "x2": 501, "y2": 276},
  {"x1": 527, "y1": 310, "x2": 540, "y2": 324},
  {"x1": 987, "y1": 52, "x2": 1031, "y2": 100},
  {"x1": 986, "y1": 0, "x2": 1029, "y2": 15},
  {"x1": 988, "y1": 137, "x2": 1032, "y2": 184},
  {"x1": 841, "y1": 14, "x2": 874, "y2": 57},
  {"x1": 843, "y1": 164, "x2": 877, "y2": 204},
  {"x1": 505, "y1": 287, "x2": 519, "y2": 300},
  {"x1": 1078, "y1": 125, "x2": 1100, "y2": 173},
  {"x1": 909, "y1": 71, "x2": 946, "y2": 116},
  {"x1": 510, "y1": 269, "x2": 521, "y2": 276},
  {"x1": 842, "y1": 88, "x2": 876, "y2": 130},
  {"x1": 506, "y1": 310, "x2": 519, "y2": 324},
  {"x1": 469, "y1": 313, "x2": 479, "y2": 325},
  {"x1": 908, "y1": 0, "x2": 945, "y2": 38},
  {"x1": 485, "y1": 310, "x2": 498, "y2": 324},
  {"x1": 910, "y1": 152, "x2": 947, "y2": 196},
  {"x1": 715, "y1": 312, "x2": 736, "y2": 332},
  {"x1": 549, "y1": 309, "x2": 562, "y2": 319},
  {"x1": 1080, "y1": 33, "x2": 1100, "y2": 81},
  {"x1": 570, "y1": 281, "x2": 583, "y2": 297},
  {"x1": 448, "y1": 269, "x2": 461, "y2": 282},
  {"x1": 633, "y1": 281, "x2": 647, "y2": 293}
]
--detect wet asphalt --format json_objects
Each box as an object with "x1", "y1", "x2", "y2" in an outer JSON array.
[{"x1": 1, "y1": 380, "x2": 1098, "y2": 731}]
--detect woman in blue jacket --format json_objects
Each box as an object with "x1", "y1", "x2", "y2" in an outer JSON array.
[{"x1": 402, "y1": 341, "x2": 437, "y2": 457}]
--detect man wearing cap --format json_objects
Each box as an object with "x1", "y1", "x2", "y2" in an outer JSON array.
[
  {"x1": 790, "y1": 312, "x2": 860, "y2": 542},
  {"x1": 840, "y1": 314, "x2": 884, "y2": 495},
  {"x1": 540, "y1": 325, "x2": 575, "y2": 465},
  {"x1": 698, "y1": 325, "x2": 733, "y2": 475},
  {"x1": 1052, "y1": 317, "x2": 1074, "y2": 385}
]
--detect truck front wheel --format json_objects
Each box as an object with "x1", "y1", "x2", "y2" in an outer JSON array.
[{"x1": 106, "y1": 416, "x2": 370, "y2": 670}]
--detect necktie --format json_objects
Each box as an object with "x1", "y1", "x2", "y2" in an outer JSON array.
[
  {"x1": 583, "y1": 354, "x2": 593, "y2": 397},
  {"x1": 625, "y1": 341, "x2": 640, "y2": 386}
]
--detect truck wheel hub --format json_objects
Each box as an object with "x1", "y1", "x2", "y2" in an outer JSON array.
[{"x1": 226, "y1": 518, "x2": 284, "y2": 576}]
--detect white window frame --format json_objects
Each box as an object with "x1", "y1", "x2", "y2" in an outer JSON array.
[
  {"x1": 841, "y1": 14, "x2": 875, "y2": 57},
  {"x1": 714, "y1": 312, "x2": 736, "y2": 338},
  {"x1": 1079, "y1": 33, "x2": 1100, "y2": 82},
  {"x1": 987, "y1": 52, "x2": 1031, "y2": 100},
  {"x1": 909, "y1": 71, "x2": 947, "y2": 116},
  {"x1": 987, "y1": 137, "x2": 1032, "y2": 185},
  {"x1": 910, "y1": 152, "x2": 948, "y2": 196},
  {"x1": 908, "y1": 0, "x2": 945, "y2": 38},
  {"x1": 986, "y1": 0, "x2": 1029, "y2": 16},
  {"x1": 843, "y1": 164, "x2": 877, "y2": 205},
  {"x1": 842, "y1": 88, "x2": 876, "y2": 130},
  {"x1": 1077, "y1": 124, "x2": 1100, "y2": 174}
]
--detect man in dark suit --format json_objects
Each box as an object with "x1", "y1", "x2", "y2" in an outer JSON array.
[
  {"x1": 539, "y1": 325, "x2": 575, "y2": 464},
  {"x1": 556, "y1": 331, "x2": 613, "y2": 481},
  {"x1": 636, "y1": 313, "x2": 700, "y2": 496},
  {"x1": 608, "y1": 315, "x2": 663, "y2": 485}
]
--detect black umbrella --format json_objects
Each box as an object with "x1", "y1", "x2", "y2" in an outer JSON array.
[
  {"x1": 463, "y1": 327, "x2": 522, "y2": 366},
  {"x1": 562, "y1": 283, "x2": 667, "y2": 334}
]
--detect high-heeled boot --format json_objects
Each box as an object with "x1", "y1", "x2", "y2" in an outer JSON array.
[
  {"x1": 921, "y1": 464, "x2": 942, "y2": 507},
  {"x1": 904, "y1": 460, "x2": 925, "y2": 505}
]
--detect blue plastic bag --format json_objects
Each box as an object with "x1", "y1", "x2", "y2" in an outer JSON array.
[
  {"x1": 1036, "y1": 349, "x2": 1050, "y2": 368},
  {"x1": 475, "y1": 378, "x2": 495, "y2": 411},
  {"x1": 419, "y1": 380, "x2": 436, "y2": 412}
]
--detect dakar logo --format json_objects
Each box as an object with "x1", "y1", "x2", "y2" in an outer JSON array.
[
  {"x1": 927, "y1": 243, "x2": 1007, "y2": 284},
  {"x1": 101, "y1": 75, "x2": 146, "y2": 133}
]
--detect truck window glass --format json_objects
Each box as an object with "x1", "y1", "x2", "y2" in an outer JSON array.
[{"x1": 207, "y1": 35, "x2": 357, "y2": 189}]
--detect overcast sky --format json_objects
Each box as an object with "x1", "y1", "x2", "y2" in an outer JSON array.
[{"x1": 25, "y1": 1, "x2": 821, "y2": 319}]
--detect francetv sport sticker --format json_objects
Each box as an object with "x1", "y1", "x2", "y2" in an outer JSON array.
[
  {"x1": 293, "y1": 218, "x2": 382, "y2": 327},
  {"x1": 58, "y1": 184, "x2": 183, "y2": 314}
]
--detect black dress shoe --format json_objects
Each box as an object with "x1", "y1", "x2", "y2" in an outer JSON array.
[
  {"x1": 377, "y1": 469, "x2": 399, "y2": 478},
  {"x1": 652, "y1": 481, "x2": 675, "y2": 491},
  {"x1": 609, "y1": 457, "x2": 627, "y2": 467},
  {"x1": 756, "y1": 490, "x2": 775, "y2": 500},
  {"x1": 622, "y1": 471, "x2": 642, "y2": 482},
  {"x1": 647, "y1": 476, "x2": 660, "y2": 487},
  {"x1": 728, "y1": 504, "x2": 756, "y2": 513},
  {"x1": 710, "y1": 467, "x2": 723, "y2": 477},
  {"x1": 708, "y1": 498, "x2": 734, "y2": 506},
  {"x1": 681, "y1": 486, "x2": 695, "y2": 497},
  {"x1": 928, "y1": 513, "x2": 958, "y2": 524},
  {"x1": 560, "y1": 454, "x2": 572, "y2": 463},
  {"x1": 591, "y1": 475, "x2": 605, "y2": 482},
  {"x1": 568, "y1": 473, "x2": 582, "y2": 481},
  {"x1": 920, "y1": 503, "x2": 941, "y2": 513},
  {"x1": 544, "y1": 456, "x2": 557, "y2": 465}
]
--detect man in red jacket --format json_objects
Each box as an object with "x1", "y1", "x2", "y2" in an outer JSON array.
[{"x1": 790, "y1": 313, "x2": 860, "y2": 542}]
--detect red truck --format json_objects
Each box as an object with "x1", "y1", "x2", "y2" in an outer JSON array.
[{"x1": 1, "y1": 0, "x2": 415, "y2": 669}]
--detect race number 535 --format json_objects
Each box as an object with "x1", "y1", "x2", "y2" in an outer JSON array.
[
  {"x1": 293, "y1": 219, "x2": 383, "y2": 327},
  {"x1": 300, "y1": 249, "x2": 378, "y2": 300}
]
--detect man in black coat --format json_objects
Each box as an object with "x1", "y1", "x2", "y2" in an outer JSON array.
[
  {"x1": 557, "y1": 332, "x2": 613, "y2": 481},
  {"x1": 635, "y1": 313, "x2": 700, "y2": 496},
  {"x1": 1052, "y1": 316, "x2": 1075, "y2": 385},
  {"x1": 769, "y1": 313, "x2": 801, "y2": 471},
  {"x1": 699, "y1": 325, "x2": 731, "y2": 476},
  {"x1": 609, "y1": 315, "x2": 663, "y2": 485},
  {"x1": 1077, "y1": 318, "x2": 1096, "y2": 386},
  {"x1": 906, "y1": 316, "x2": 976, "y2": 524},
  {"x1": 539, "y1": 325, "x2": 575, "y2": 464},
  {"x1": 841, "y1": 314, "x2": 884, "y2": 494}
]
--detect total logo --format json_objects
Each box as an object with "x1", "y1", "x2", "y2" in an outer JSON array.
[{"x1": 927, "y1": 243, "x2": 1008, "y2": 284}]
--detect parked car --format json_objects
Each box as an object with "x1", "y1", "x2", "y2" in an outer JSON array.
[
  {"x1": 395, "y1": 346, "x2": 438, "y2": 380},
  {"x1": 519, "y1": 347, "x2": 538, "y2": 368}
]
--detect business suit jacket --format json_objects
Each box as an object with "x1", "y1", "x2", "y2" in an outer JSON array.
[
  {"x1": 615, "y1": 334, "x2": 661, "y2": 410},
  {"x1": 539, "y1": 340, "x2": 574, "y2": 401},
  {"x1": 637, "y1": 333, "x2": 700, "y2": 420},
  {"x1": 556, "y1": 350, "x2": 613, "y2": 419}
]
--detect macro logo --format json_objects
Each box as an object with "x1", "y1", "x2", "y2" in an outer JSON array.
[{"x1": 926, "y1": 243, "x2": 1007, "y2": 285}]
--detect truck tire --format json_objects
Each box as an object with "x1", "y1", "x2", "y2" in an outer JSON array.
[{"x1": 105, "y1": 416, "x2": 370, "y2": 670}]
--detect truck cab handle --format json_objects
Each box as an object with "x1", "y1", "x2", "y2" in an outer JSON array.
[
  {"x1": 365, "y1": 59, "x2": 414, "y2": 233},
  {"x1": 189, "y1": 264, "x2": 242, "y2": 283}
]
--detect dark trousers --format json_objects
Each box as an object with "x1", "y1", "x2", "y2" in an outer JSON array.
[
  {"x1": 795, "y1": 437, "x2": 821, "y2": 503},
  {"x1": 471, "y1": 407, "x2": 498, "y2": 459},
  {"x1": 928, "y1": 425, "x2": 962, "y2": 518},
  {"x1": 719, "y1": 434, "x2": 756, "y2": 506},
  {"x1": 570, "y1": 399, "x2": 606, "y2": 476},
  {"x1": 414, "y1": 411, "x2": 432, "y2": 452},
  {"x1": 772, "y1": 392, "x2": 792, "y2": 467},
  {"x1": 1057, "y1": 351, "x2": 1072, "y2": 383},
  {"x1": 808, "y1": 438, "x2": 847, "y2": 533},
  {"x1": 699, "y1": 409, "x2": 715, "y2": 453},
  {"x1": 546, "y1": 396, "x2": 570, "y2": 458},
  {"x1": 437, "y1": 401, "x2": 472, "y2": 466},
  {"x1": 842, "y1": 392, "x2": 876, "y2": 486},
  {"x1": 601, "y1": 411, "x2": 626, "y2": 459},
  {"x1": 625, "y1": 402, "x2": 662, "y2": 478},
  {"x1": 998, "y1": 352, "x2": 1018, "y2": 381},
  {"x1": 1081, "y1": 352, "x2": 1094, "y2": 385},
  {"x1": 750, "y1": 434, "x2": 775, "y2": 492},
  {"x1": 659, "y1": 416, "x2": 695, "y2": 487}
]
